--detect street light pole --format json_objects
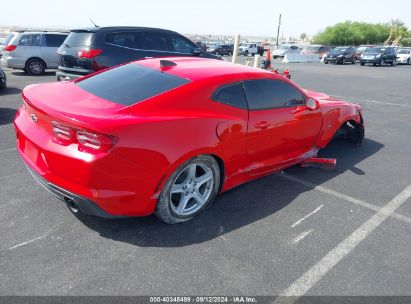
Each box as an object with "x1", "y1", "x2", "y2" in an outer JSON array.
[{"x1": 276, "y1": 14, "x2": 282, "y2": 47}]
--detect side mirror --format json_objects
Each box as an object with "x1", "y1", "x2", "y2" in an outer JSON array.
[
  {"x1": 306, "y1": 98, "x2": 320, "y2": 111},
  {"x1": 192, "y1": 47, "x2": 203, "y2": 56}
]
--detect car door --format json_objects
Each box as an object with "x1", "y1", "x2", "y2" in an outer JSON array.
[
  {"x1": 41, "y1": 34, "x2": 67, "y2": 68},
  {"x1": 16, "y1": 34, "x2": 42, "y2": 67},
  {"x1": 244, "y1": 78, "x2": 323, "y2": 175}
]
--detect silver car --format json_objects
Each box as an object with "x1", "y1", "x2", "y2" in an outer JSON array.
[{"x1": 1, "y1": 31, "x2": 68, "y2": 75}]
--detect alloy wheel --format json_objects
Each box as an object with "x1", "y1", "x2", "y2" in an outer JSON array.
[{"x1": 169, "y1": 162, "x2": 214, "y2": 216}]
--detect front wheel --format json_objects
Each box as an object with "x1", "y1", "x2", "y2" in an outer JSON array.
[
  {"x1": 155, "y1": 155, "x2": 220, "y2": 224},
  {"x1": 341, "y1": 58, "x2": 346, "y2": 65},
  {"x1": 244, "y1": 51, "x2": 248, "y2": 56}
]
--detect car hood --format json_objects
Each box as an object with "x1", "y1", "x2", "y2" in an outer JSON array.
[
  {"x1": 304, "y1": 89, "x2": 351, "y2": 106},
  {"x1": 22, "y1": 82, "x2": 130, "y2": 125},
  {"x1": 363, "y1": 52, "x2": 381, "y2": 56}
]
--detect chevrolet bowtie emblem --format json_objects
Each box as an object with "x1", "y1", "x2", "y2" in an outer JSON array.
[{"x1": 30, "y1": 114, "x2": 38, "y2": 123}]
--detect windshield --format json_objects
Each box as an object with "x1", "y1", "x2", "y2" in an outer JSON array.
[
  {"x1": 365, "y1": 47, "x2": 385, "y2": 54},
  {"x1": 306, "y1": 46, "x2": 320, "y2": 52},
  {"x1": 333, "y1": 47, "x2": 347, "y2": 53},
  {"x1": 397, "y1": 49, "x2": 411, "y2": 54},
  {"x1": 280, "y1": 45, "x2": 290, "y2": 50},
  {"x1": 76, "y1": 63, "x2": 190, "y2": 106},
  {"x1": 357, "y1": 46, "x2": 368, "y2": 52}
]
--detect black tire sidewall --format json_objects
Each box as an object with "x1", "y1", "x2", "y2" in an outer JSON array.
[
  {"x1": 155, "y1": 155, "x2": 220, "y2": 224},
  {"x1": 26, "y1": 59, "x2": 45, "y2": 75}
]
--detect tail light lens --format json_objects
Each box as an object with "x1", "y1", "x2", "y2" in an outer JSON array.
[
  {"x1": 76, "y1": 131, "x2": 117, "y2": 152},
  {"x1": 52, "y1": 121, "x2": 116, "y2": 152},
  {"x1": 78, "y1": 49, "x2": 103, "y2": 59},
  {"x1": 4, "y1": 45, "x2": 17, "y2": 52},
  {"x1": 52, "y1": 122, "x2": 76, "y2": 143}
]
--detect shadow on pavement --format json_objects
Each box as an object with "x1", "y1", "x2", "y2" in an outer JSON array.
[
  {"x1": 11, "y1": 71, "x2": 56, "y2": 77},
  {"x1": 75, "y1": 138, "x2": 384, "y2": 247},
  {"x1": 0, "y1": 108, "x2": 17, "y2": 125},
  {"x1": 0, "y1": 87, "x2": 22, "y2": 96}
]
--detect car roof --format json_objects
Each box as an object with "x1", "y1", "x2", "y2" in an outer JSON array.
[
  {"x1": 15, "y1": 31, "x2": 68, "y2": 35},
  {"x1": 70, "y1": 26, "x2": 179, "y2": 34},
  {"x1": 136, "y1": 57, "x2": 274, "y2": 82}
]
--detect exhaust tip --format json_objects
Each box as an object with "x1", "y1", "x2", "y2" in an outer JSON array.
[{"x1": 65, "y1": 198, "x2": 80, "y2": 214}]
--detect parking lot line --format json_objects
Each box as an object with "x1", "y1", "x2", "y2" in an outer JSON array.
[
  {"x1": 292, "y1": 229, "x2": 314, "y2": 244},
  {"x1": 276, "y1": 184, "x2": 411, "y2": 302},
  {"x1": 291, "y1": 205, "x2": 323, "y2": 228},
  {"x1": 332, "y1": 95, "x2": 411, "y2": 108},
  {"x1": 278, "y1": 172, "x2": 411, "y2": 225},
  {"x1": 9, "y1": 234, "x2": 48, "y2": 250}
]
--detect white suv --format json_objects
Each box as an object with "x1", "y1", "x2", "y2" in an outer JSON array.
[{"x1": 1, "y1": 31, "x2": 68, "y2": 75}]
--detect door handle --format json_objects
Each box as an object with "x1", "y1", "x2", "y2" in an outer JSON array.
[
  {"x1": 255, "y1": 121, "x2": 269, "y2": 129},
  {"x1": 291, "y1": 106, "x2": 306, "y2": 114}
]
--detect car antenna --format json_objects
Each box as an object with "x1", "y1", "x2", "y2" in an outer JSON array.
[{"x1": 89, "y1": 18, "x2": 99, "y2": 27}]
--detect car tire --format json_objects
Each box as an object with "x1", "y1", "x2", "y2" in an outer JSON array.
[
  {"x1": 324, "y1": 61, "x2": 328, "y2": 64},
  {"x1": 379, "y1": 58, "x2": 384, "y2": 67},
  {"x1": 155, "y1": 155, "x2": 220, "y2": 224},
  {"x1": 25, "y1": 58, "x2": 46, "y2": 75},
  {"x1": 244, "y1": 51, "x2": 248, "y2": 56},
  {"x1": 408, "y1": 58, "x2": 411, "y2": 65},
  {"x1": 360, "y1": 62, "x2": 365, "y2": 66},
  {"x1": 352, "y1": 57, "x2": 356, "y2": 64},
  {"x1": 342, "y1": 58, "x2": 346, "y2": 65},
  {"x1": 391, "y1": 59, "x2": 396, "y2": 66}
]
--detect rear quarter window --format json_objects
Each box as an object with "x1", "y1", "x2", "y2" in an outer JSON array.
[
  {"x1": 213, "y1": 83, "x2": 248, "y2": 109},
  {"x1": 45, "y1": 34, "x2": 67, "y2": 47},
  {"x1": 76, "y1": 63, "x2": 190, "y2": 106}
]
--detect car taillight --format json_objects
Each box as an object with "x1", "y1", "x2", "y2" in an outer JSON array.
[
  {"x1": 4, "y1": 45, "x2": 17, "y2": 52},
  {"x1": 77, "y1": 49, "x2": 103, "y2": 59},
  {"x1": 52, "y1": 121, "x2": 76, "y2": 143},
  {"x1": 76, "y1": 130, "x2": 117, "y2": 152}
]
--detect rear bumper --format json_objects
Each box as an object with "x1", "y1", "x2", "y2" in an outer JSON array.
[
  {"x1": 14, "y1": 107, "x2": 162, "y2": 217},
  {"x1": 56, "y1": 66, "x2": 92, "y2": 81},
  {"x1": 26, "y1": 164, "x2": 120, "y2": 218},
  {"x1": 1, "y1": 56, "x2": 26, "y2": 69}
]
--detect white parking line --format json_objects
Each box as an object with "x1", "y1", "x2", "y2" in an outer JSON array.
[
  {"x1": 333, "y1": 95, "x2": 411, "y2": 108},
  {"x1": 9, "y1": 234, "x2": 48, "y2": 250},
  {"x1": 0, "y1": 147, "x2": 17, "y2": 153},
  {"x1": 291, "y1": 205, "x2": 323, "y2": 228},
  {"x1": 292, "y1": 229, "x2": 314, "y2": 244},
  {"x1": 275, "y1": 184, "x2": 411, "y2": 303},
  {"x1": 278, "y1": 173, "x2": 411, "y2": 225}
]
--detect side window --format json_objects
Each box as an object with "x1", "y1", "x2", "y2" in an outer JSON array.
[
  {"x1": 213, "y1": 83, "x2": 248, "y2": 110},
  {"x1": 168, "y1": 35, "x2": 195, "y2": 53},
  {"x1": 243, "y1": 79, "x2": 305, "y2": 110},
  {"x1": 19, "y1": 34, "x2": 41, "y2": 46},
  {"x1": 105, "y1": 32, "x2": 144, "y2": 49},
  {"x1": 142, "y1": 32, "x2": 169, "y2": 51},
  {"x1": 45, "y1": 34, "x2": 67, "y2": 47}
]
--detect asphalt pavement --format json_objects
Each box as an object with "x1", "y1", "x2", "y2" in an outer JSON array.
[{"x1": 0, "y1": 60, "x2": 411, "y2": 299}]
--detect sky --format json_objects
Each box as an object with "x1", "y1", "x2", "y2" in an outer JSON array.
[{"x1": 1, "y1": 0, "x2": 411, "y2": 38}]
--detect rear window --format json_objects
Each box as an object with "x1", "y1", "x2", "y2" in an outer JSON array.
[
  {"x1": 3, "y1": 33, "x2": 15, "y2": 46},
  {"x1": 63, "y1": 32, "x2": 94, "y2": 47},
  {"x1": 76, "y1": 63, "x2": 190, "y2": 106}
]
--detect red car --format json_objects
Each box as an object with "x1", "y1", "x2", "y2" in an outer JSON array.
[{"x1": 14, "y1": 57, "x2": 364, "y2": 224}]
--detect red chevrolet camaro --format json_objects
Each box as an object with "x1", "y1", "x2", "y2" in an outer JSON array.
[{"x1": 14, "y1": 57, "x2": 364, "y2": 223}]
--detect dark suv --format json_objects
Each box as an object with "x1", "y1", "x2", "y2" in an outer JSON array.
[
  {"x1": 360, "y1": 46, "x2": 397, "y2": 66},
  {"x1": 209, "y1": 44, "x2": 234, "y2": 56},
  {"x1": 324, "y1": 46, "x2": 356, "y2": 64},
  {"x1": 56, "y1": 27, "x2": 220, "y2": 81}
]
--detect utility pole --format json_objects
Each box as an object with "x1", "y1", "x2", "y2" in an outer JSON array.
[{"x1": 276, "y1": 14, "x2": 282, "y2": 47}]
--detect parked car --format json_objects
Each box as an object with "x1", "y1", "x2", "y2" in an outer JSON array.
[
  {"x1": 208, "y1": 44, "x2": 233, "y2": 56},
  {"x1": 1, "y1": 31, "x2": 68, "y2": 75},
  {"x1": 324, "y1": 46, "x2": 356, "y2": 64},
  {"x1": 360, "y1": 46, "x2": 397, "y2": 66},
  {"x1": 355, "y1": 45, "x2": 374, "y2": 59},
  {"x1": 238, "y1": 43, "x2": 264, "y2": 56},
  {"x1": 0, "y1": 33, "x2": 17, "y2": 59},
  {"x1": 15, "y1": 56, "x2": 364, "y2": 223},
  {"x1": 301, "y1": 45, "x2": 332, "y2": 59},
  {"x1": 272, "y1": 45, "x2": 301, "y2": 58},
  {"x1": 0, "y1": 67, "x2": 6, "y2": 89},
  {"x1": 56, "y1": 27, "x2": 221, "y2": 81},
  {"x1": 396, "y1": 48, "x2": 411, "y2": 65}
]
